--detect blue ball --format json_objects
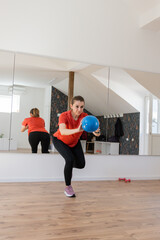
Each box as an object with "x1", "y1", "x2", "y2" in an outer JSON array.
[{"x1": 82, "y1": 116, "x2": 99, "y2": 133}]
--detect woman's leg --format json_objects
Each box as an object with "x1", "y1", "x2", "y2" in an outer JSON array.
[
  {"x1": 53, "y1": 137, "x2": 86, "y2": 197},
  {"x1": 72, "y1": 140, "x2": 85, "y2": 169},
  {"x1": 52, "y1": 137, "x2": 75, "y2": 186},
  {"x1": 40, "y1": 132, "x2": 50, "y2": 153},
  {"x1": 28, "y1": 132, "x2": 40, "y2": 153}
]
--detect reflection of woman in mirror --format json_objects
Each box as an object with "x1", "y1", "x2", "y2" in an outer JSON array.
[
  {"x1": 21, "y1": 108, "x2": 50, "y2": 153},
  {"x1": 52, "y1": 96, "x2": 100, "y2": 198}
]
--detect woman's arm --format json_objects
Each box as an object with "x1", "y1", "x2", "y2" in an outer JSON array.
[
  {"x1": 59, "y1": 123, "x2": 83, "y2": 135},
  {"x1": 21, "y1": 125, "x2": 28, "y2": 132}
]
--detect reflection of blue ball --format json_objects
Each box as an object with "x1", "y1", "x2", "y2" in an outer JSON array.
[{"x1": 82, "y1": 116, "x2": 99, "y2": 133}]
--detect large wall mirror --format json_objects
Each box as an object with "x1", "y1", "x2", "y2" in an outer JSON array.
[
  {"x1": 0, "y1": 50, "x2": 15, "y2": 151},
  {"x1": 1, "y1": 50, "x2": 160, "y2": 155}
]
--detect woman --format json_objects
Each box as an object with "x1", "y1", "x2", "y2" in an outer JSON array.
[
  {"x1": 21, "y1": 108, "x2": 50, "y2": 153},
  {"x1": 53, "y1": 96, "x2": 100, "y2": 198}
]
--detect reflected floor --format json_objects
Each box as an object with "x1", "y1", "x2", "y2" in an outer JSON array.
[
  {"x1": 0, "y1": 148, "x2": 57, "y2": 154},
  {"x1": 0, "y1": 148, "x2": 94, "y2": 154}
]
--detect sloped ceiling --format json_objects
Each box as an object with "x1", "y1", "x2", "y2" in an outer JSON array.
[
  {"x1": 1, "y1": 50, "x2": 159, "y2": 116},
  {"x1": 122, "y1": 0, "x2": 160, "y2": 31},
  {"x1": 125, "y1": 69, "x2": 160, "y2": 99}
]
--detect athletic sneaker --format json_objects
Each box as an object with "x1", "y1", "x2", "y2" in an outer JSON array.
[{"x1": 64, "y1": 185, "x2": 76, "y2": 197}]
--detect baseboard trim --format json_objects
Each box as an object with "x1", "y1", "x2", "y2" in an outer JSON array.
[{"x1": 0, "y1": 176, "x2": 160, "y2": 183}]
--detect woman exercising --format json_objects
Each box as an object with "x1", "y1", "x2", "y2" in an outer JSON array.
[
  {"x1": 52, "y1": 96, "x2": 100, "y2": 197},
  {"x1": 21, "y1": 108, "x2": 50, "y2": 153}
]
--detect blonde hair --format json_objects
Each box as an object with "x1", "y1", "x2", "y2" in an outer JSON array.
[{"x1": 30, "y1": 108, "x2": 40, "y2": 117}]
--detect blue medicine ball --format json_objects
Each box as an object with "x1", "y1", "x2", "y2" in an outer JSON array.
[{"x1": 82, "y1": 115, "x2": 99, "y2": 132}]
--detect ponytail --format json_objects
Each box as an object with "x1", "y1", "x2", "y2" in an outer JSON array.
[{"x1": 30, "y1": 108, "x2": 40, "y2": 117}]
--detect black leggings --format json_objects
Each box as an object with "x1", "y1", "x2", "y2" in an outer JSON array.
[
  {"x1": 29, "y1": 131, "x2": 50, "y2": 153},
  {"x1": 52, "y1": 137, "x2": 85, "y2": 186}
]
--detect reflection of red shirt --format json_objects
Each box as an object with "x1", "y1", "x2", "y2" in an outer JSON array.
[
  {"x1": 54, "y1": 110, "x2": 87, "y2": 147},
  {"x1": 22, "y1": 117, "x2": 48, "y2": 135}
]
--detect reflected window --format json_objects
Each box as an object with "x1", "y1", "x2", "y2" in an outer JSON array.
[
  {"x1": 152, "y1": 97, "x2": 160, "y2": 134},
  {"x1": 145, "y1": 96, "x2": 150, "y2": 134},
  {"x1": 0, "y1": 95, "x2": 20, "y2": 113}
]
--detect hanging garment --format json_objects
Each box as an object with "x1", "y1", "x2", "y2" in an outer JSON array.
[{"x1": 115, "y1": 118, "x2": 124, "y2": 138}]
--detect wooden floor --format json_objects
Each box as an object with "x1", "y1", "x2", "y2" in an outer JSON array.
[{"x1": 1, "y1": 180, "x2": 160, "y2": 240}]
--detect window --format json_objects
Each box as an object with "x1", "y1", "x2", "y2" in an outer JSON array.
[
  {"x1": 152, "y1": 97, "x2": 160, "y2": 134},
  {"x1": 0, "y1": 95, "x2": 20, "y2": 113},
  {"x1": 145, "y1": 96, "x2": 150, "y2": 134}
]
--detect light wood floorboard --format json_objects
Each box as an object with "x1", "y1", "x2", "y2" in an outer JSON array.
[{"x1": 0, "y1": 180, "x2": 160, "y2": 240}]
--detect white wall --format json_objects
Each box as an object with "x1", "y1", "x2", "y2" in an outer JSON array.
[
  {"x1": 0, "y1": 153, "x2": 160, "y2": 182},
  {"x1": 0, "y1": 113, "x2": 11, "y2": 139},
  {"x1": 0, "y1": 0, "x2": 160, "y2": 73}
]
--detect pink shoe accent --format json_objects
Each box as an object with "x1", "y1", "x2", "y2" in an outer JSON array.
[{"x1": 64, "y1": 185, "x2": 76, "y2": 197}]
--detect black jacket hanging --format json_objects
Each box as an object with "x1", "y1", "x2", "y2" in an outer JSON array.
[{"x1": 115, "y1": 118, "x2": 124, "y2": 138}]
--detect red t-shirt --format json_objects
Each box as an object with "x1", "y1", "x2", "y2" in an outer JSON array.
[
  {"x1": 22, "y1": 117, "x2": 48, "y2": 135},
  {"x1": 54, "y1": 110, "x2": 88, "y2": 147}
]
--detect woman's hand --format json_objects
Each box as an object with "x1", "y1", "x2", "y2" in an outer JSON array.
[
  {"x1": 93, "y1": 127, "x2": 101, "y2": 137},
  {"x1": 21, "y1": 125, "x2": 28, "y2": 132},
  {"x1": 59, "y1": 123, "x2": 83, "y2": 135},
  {"x1": 77, "y1": 120, "x2": 83, "y2": 132}
]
